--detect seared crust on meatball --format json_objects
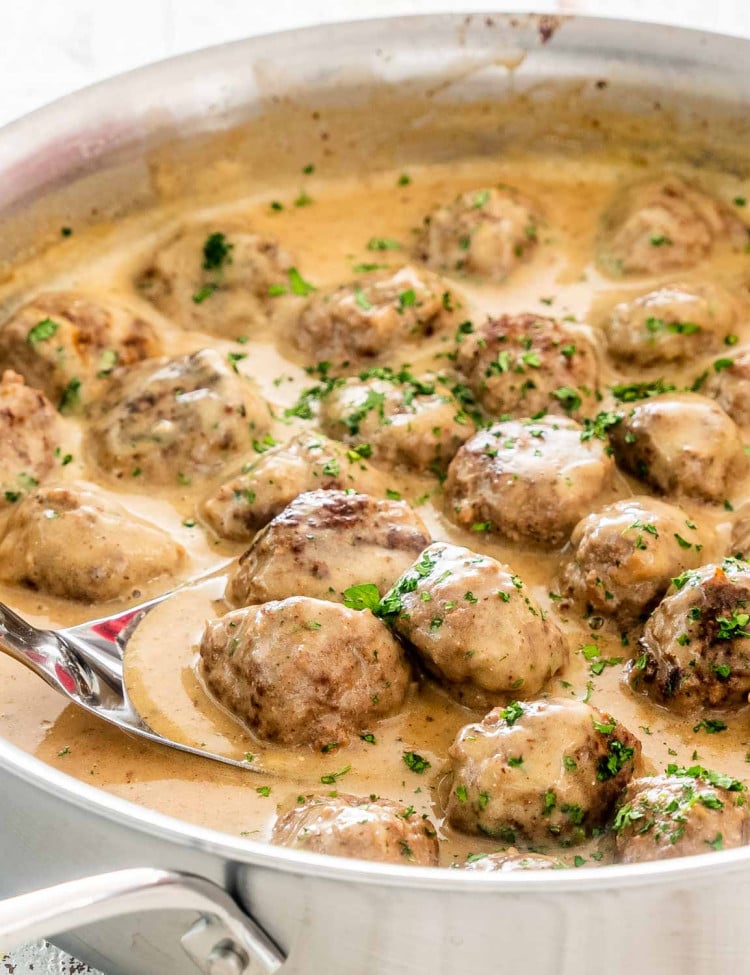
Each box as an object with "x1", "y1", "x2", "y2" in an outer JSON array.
[
  {"x1": 416, "y1": 186, "x2": 542, "y2": 280},
  {"x1": 86, "y1": 348, "x2": 271, "y2": 485},
  {"x1": 201, "y1": 432, "x2": 388, "y2": 541},
  {"x1": 0, "y1": 483, "x2": 186, "y2": 602},
  {"x1": 0, "y1": 290, "x2": 162, "y2": 408},
  {"x1": 199, "y1": 597, "x2": 411, "y2": 747},
  {"x1": 225, "y1": 490, "x2": 430, "y2": 608},
  {"x1": 706, "y1": 345, "x2": 750, "y2": 427},
  {"x1": 445, "y1": 417, "x2": 615, "y2": 547},
  {"x1": 381, "y1": 542, "x2": 568, "y2": 709},
  {"x1": 272, "y1": 793, "x2": 439, "y2": 865},
  {"x1": 614, "y1": 770, "x2": 749, "y2": 863},
  {"x1": 605, "y1": 281, "x2": 740, "y2": 365},
  {"x1": 610, "y1": 393, "x2": 747, "y2": 503},
  {"x1": 630, "y1": 558, "x2": 750, "y2": 710},
  {"x1": 560, "y1": 497, "x2": 709, "y2": 625},
  {"x1": 0, "y1": 370, "x2": 66, "y2": 506},
  {"x1": 454, "y1": 314, "x2": 599, "y2": 420},
  {"x1": 293, "y1": 265, "x2": 462, "y2": 363},
  {"x1": 135, "y1": 221, "x2": 294, "y2": 336},
  {"x1": 598, "y1": 176, "x2": 748, "y2": 276},
  {"x1": 447, "y1": 698, "x2": 641, "y2": 846},
  {"x1": 319, "y1": 373, "x2": 473, "y2": 474},
  {"x1": 462, "y1": 849, "x2": 563, "y2": 872}
]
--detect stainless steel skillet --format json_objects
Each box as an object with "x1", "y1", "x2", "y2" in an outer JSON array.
[{"x1": 0, "y1": 13, "x2": 749, "y2": 975}]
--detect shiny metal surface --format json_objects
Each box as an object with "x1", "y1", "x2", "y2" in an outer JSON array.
[
  {"x1": 0, "y1": 580, "x2": 265, "y2": 773},
  {"x1": 0, "y1": 868, "x2": 284, "y2": 973},
  {"x1": 0, "y1": 12, "x2": 750, "y2": 975}
]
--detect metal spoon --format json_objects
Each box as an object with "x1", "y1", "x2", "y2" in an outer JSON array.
[{"x1": 0, "y1": 585, "x2": 262, "y2": 772}]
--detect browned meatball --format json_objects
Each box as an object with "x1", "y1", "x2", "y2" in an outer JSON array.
[
  {"x1": 0, "y1": 483, "x2": 186, "y2": 602},
  {"x1": 0, "y1": 370, "x2": 66, "y2": 506},
  {"x1": 560, "y1": 497, "x2": 710, "y2": 625},
  {"x1": 86, "y1": 349, "x2": 271, "y2": 485},
  {"x1": 454, "y1": 314, "x2": 599, "y2": 420},
  {"x1": 135, "y1": 221, "x2": 294, "y2": 336},
  {"x1": 201, "y1": 432, "x2": 388, "y2": 542},
  {"x1": 605, "y1": 281, "x2": 740, "y2": 365},
  {"x1": 381, "y1": 542, "x2": 568, "y2": 709},
  {"x1": 462, "y1": 849, "x2": 563, "y2": 872},
  {"x1": 319, "y1": 373, "x2": 474, "y2": 474},
  {"x1": 0, "y1": 290, "x2": 162, "y2": 408},
  {"x1": 225, "y1": 490, "x2": 430, "y2": 608},
  {"x1": 199, "y1": 597, "x2": 411, "y2": 747},
  {"x1": 614, "y1": 769, "x2": 749, "y2": 863},
  {"x1": 706, "y1": 345, "x2": 750, "y2": 427},
  {"x1": 610, "y1": 393, "x2": 747, "y2": 503},
  {"x1": 598, "y1": 176, "x2": 748, "y2": 276},
  {"x1": 293, "y1": 265, "x2": 462, "y2": 363},
  {"x1": 272, "y1": 794, "x2": 439, "y2": 865},
  {"x1": 630, "y1": 558, "x2": 750, "y2": 711},
  {"x1": 447, "y1": 698, "x2": 641, "y2": 846},
  {"x1": 416, "y1": 186, "x2": 542, "y2": 280},
  {"x1": 445, "y1": 417, "x2": 615, "y2": 547}
]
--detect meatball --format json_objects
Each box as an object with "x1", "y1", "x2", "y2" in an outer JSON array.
[
  {"x1": 272, "y1": 794, "x2": 439, "y2": 865},
  {"x1": 462, "y1": 849, "x2": 563, "y2": 872},
  {"x1": 201, "y1": 432, "x2": 388, "y2": 542},
  {"x1": 0, "y1": 370, "x2": 66, "y2": 506},
  {"x1": 0, "y1": 290, "x2": 162, "y2": 408},
  {"x1": 706, "y1": 345, "x2": 750, "y2": 427},
  {"x1": 294, "y1": 265, "x2": 462, "y2": 363},
  {"x1": 454, "y1": 314, "x2": 600, "y2": 420},
  {"x1": 445, "y1": 417, "x2": 615, "y2": 547},
  {"x1": 319, "y1": 373, "x2": 473, "y2": 474},
  {"x1": 416, "y1": 186, "x2": 542, "y2": 280},
  {"x1": 135, "y1": 221, "x2": 294, "y2": 336},
  {"x1": 631, "y1": 558, "x2": 750, "y2": 710},
  {"x1": 605, "y1": 281, "x2": 740, "y2": 365},
  {"x1": 614, "y1": 769, "x2": 749, "y2": 863},
  {"x1": 0, "y1": 483, "x2": 186, "y2": 602},
  {"x1": 225, "y1": 490, "x2": 430, "y2": 608},
  {"x1": 447, "y1": 698, "x2": 641, "y2": 846},
  {"x1": 381, "y1": 542, "x2": 568, "y2": 709},
  {"x1": 598, "y1": 176, "x2": 748, "y2": 276},
  {"x1": 86, "y1": 348, "x2": 271, "y2": 485},
  {"x1": 610, "y1": 393, "x2": 747, "y2": 503},
  {"x1": 199, "y1": 597, "x2": 410, "y2": 747},
  {"x1": 560, "y1": 497, "x2": 710, "y2": 625}
]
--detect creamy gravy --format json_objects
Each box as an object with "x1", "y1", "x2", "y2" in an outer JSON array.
[{"x1": 1, "y1": 152, "x2": 750, "y2": 869}]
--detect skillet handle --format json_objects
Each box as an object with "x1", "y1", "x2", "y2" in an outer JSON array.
[{"x1": 0, "y1": 867, "x2": 285, "y2": 974}]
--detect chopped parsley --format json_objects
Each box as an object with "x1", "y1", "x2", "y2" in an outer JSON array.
[
  {"x1": 403, "y1": 751, "x2": 431, "y2": 774},
  {"x1": 27, "y1": 318, "x2": 59, "y2": 344},
  {"x1": 202, "y1": 232, "x2": 233, "y2": 270},
  {"x1": 342, "y1": 583, "x2": 381, "y2": 612}
]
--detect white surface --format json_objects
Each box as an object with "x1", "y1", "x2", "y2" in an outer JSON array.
[{"x1": 1, "y1": 1, "x2": 749, "y2": 973}]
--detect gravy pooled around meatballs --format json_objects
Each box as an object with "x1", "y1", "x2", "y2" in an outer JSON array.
[
  {"x1": 272, "y1": 793, "x2": 439, "y2": 865},
  {"x1": 447, "y1": 698, "x2": 641, "y2": 846},
  {"x1": 416, "y1": 186, "x2": 542, "y2": 280},
  {"x1": 380, "y1": 542, "x2": 568, "y2": 709},
  {"x1": 445, "y1": 417, "x2": 616, "y2": 547},
  {"x1": 0, "y1": 483, "x2": 186, "y2": 602},
  {"x1": 294, "y1": 265, "x2": 462, "y2": 363},
  {"x1": 225, "y1": 489, "x2": 430, "y2": 608},
  {"x1": 454, "y1": 313, "x2": 600, "y2": 420},
  {"x1": 199, "y1": 596, "x2": 411, "y2": 748},
  {"x1": 560, "y1": 497, "x2": 710, "y2": 625},
  {"x1": 135, "y1": 221, "x2": 294, "y2": 336},
  {"x1": 630, "y1": 558, "x2": 750, "y2": 711},
  {"x1": 86, "y1": 348, "x2": 271, "y2": 485}
]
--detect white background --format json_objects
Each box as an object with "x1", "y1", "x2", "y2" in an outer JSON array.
[{"x1": 2, "y1": 1, "x2": 750, "y2": 973}]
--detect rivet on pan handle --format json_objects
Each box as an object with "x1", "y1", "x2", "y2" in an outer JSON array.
[{"x1": 0, "y1": 867, "x2": 285, "y2": 974}]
